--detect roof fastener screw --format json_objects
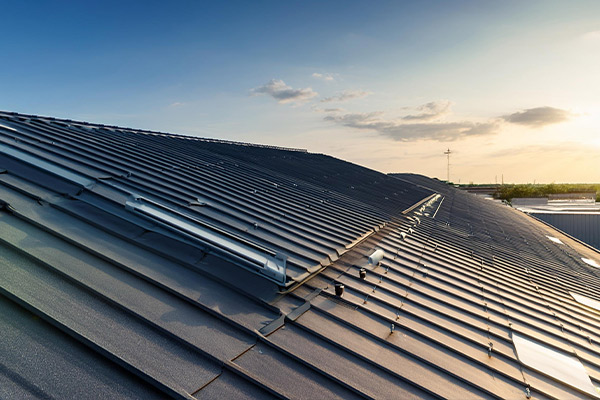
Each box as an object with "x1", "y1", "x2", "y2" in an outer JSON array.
[
  {"x1": 363, "y1": 294, "x2": 369, "y2": 304},
  {"x1": 334, "y1": 283, "x2": 344, "y2": 297},
  {"x1": 390, "y1": 323, "x2": 395, "y2": 334},
  {"x1": 359, "y1": 268, "x2": 366, "y2": 280},
  {"x1": 525, "y1": 384, "x2": 531, "y2": 399},
  {"x1": 488, "y1": 342, "x2": 493, "y2": 357}
]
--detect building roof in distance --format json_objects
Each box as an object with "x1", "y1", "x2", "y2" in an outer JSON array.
[{"x1": 2, "y1": 111, "x2": 600, "y2": 399}]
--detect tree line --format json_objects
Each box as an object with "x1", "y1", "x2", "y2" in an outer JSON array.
[{"x1": 494, "y1": 184, "x2": 600, "y2": 202}]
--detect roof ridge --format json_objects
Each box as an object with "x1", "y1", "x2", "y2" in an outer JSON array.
[{"x1": 0, "y1": 110, "x2": 308, "y2": 153}]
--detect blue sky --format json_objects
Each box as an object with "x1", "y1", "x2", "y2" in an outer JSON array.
[{"x1": 2, "y1": 1, "x2": 599, "y2": 183}]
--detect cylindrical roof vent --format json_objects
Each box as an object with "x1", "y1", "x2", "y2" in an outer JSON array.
[{"x1": 368, "y1": 249, "x2": 385, "y2": 265}]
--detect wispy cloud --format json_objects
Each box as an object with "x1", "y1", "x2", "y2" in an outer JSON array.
[
  {"x1": 401, "y1": 100, "x2": 452, "y2": 121},
  {"x1": 500, "y1": 106, "x2": 572, "y2": 127},
  {"x1": 324, "y1": 110, "x2": 498, "y2": 141},
  {"x1": 312, "y1": 72, "x2": 335, "y2": 81},
  {"x1": 322, "y1": 100, "x2": 497, "y2": 141},
  {"x1": 581, "y1": 30, "x2": 600, "y2": 42},
  {"x1": 312, "y1": 107, "x2": 346, "y2": 113},
  {"x1": 487, "y1": 142, "x2": 597, "y2": 158},
  {"x1": 320, "y1": 90, "x2": 371, "y2": 103},
  {"x1": 251, "y1": 79, "x2": 318, "y2": 104},
  {"x1": 168, "y1": 102, "x2": 186, "y2": 108}
]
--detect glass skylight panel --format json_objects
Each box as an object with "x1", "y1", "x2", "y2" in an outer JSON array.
[
  {"x1": 512, "y1": 333, "x2": 598, "y2": 397},
  {"x1": 582, "y1": 258, "x2": 600, "y2": 268},
  {"x1": 570, "y1": 292, "x2": 600, "y2": 313},
  {"x1": 126, "y1": 196, "x2": 287, "y2": 285},
  {"x1": 546, "y1": 235, "x2": 563, "y2": 245}
]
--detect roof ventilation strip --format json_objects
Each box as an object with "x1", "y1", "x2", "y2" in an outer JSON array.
[
  {"x1": 0, "y1": 143, "x2": 95, "y2": 187},
  {"x1": 0, "y1": 143, "x2": 288, "y2": 285},
  {"x1": 125, "y1": 196, "x2": 287, "y2": 285}
]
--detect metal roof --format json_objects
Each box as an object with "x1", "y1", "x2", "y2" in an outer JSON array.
[{"x1": 1, "y1": 112, "x2": 600, "y2": 399}]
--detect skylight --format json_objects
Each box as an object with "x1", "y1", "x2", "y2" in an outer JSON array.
[
  {"x1": 512, "y1": 332, "x2": 598, "y2": 397},
  {"x1": 570, "y1": 292, "x2": 600, "y2": 313},
  {"x1": 582, "y1": 258, "x2": 600, "y2": 268},
  {"x1": 125, "y1": 196, "x2": 287, "y2": 285},
  {"x1": 546, "y1": 235, "x2": 563, "y2": 245}
]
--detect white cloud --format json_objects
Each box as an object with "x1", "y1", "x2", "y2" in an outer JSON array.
[
  {"x1": 251, "y1": 79, "x2": 318, "y2": 104},
  {"x1": 401, "y1": 100, "x2": 452, "y2": 121},
  {"x1": 323, "y1": 103, "x2": 575, "y2": 141},
  {"x1": 321, "y1": 100, "x2": 498, "y2": 141},
  {"x1": 500, "y1": 106, "x2": 572, "y2": 127},
  {"x1": 312, "y1": 72, "x2": 335, "y2": 81},
  {"x1": 320, "y1": 90, "x2": 371, "y2": 103},
  {"x1": 324, "y1": 110, "x2": 498, "y2": 141}
]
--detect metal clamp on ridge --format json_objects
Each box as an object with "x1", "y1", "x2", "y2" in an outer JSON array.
[{"x1": 125, "y1": 195, "x2": 288, "y2": 285}]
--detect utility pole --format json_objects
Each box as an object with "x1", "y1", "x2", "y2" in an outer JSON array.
[{"x1": 444, "y1": 148, "x2": 452, "y2": 183}]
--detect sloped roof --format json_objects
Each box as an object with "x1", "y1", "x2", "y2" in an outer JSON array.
[{"x1": 1, "y1": 111, "x2": 600, "y2": 399}]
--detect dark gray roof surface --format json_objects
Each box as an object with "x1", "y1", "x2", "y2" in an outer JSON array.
[{"x1": 1, "y1": 112, "x2": 600, "y2": 399}]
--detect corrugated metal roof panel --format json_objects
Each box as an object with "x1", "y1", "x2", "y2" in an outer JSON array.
[{"x1": 2, "y1": 112, "x2": 600, "y2": 398}]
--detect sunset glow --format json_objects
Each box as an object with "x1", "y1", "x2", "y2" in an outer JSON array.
[{"x1": 2, "y1": 1, "x2": 598, "y2": 183}]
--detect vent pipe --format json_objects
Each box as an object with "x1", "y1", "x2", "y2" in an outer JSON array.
[
  {"x1": 359, "y1": 268, "x2": 367, "y2": 280},
  {"x1": 368, "y1": 249, "x2": 385, "y2": 265}
]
